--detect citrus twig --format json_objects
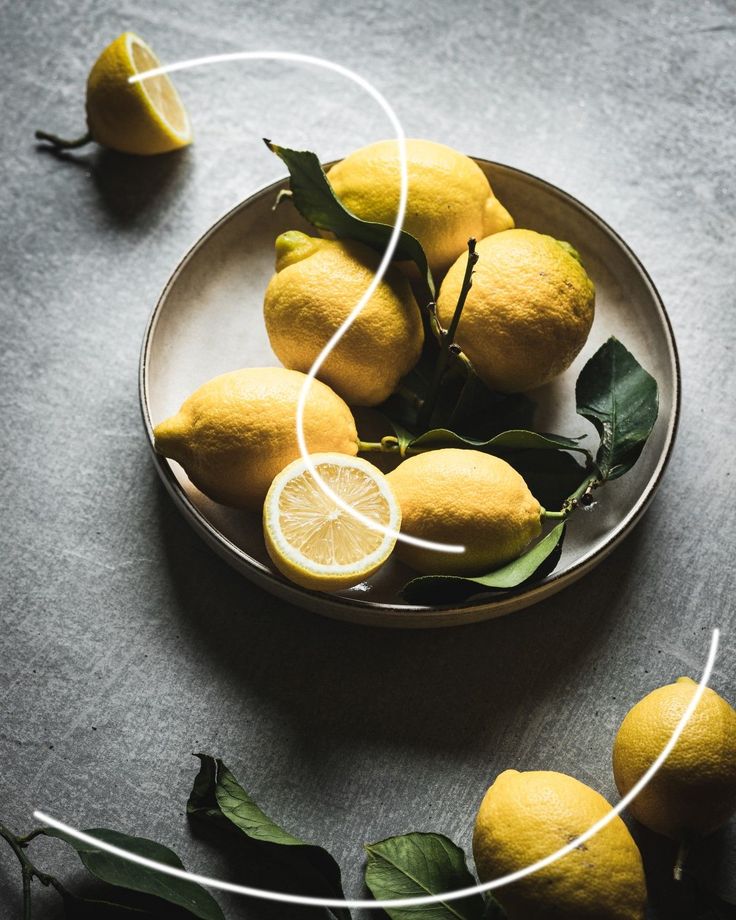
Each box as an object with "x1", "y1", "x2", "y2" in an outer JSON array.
[
  {"x1": 35, "y1": 130, "x2": 93, "y2": 150},
  {"x1": 417, "y1": 239, "x2": 478, "y2": 429},
  {"x1": 673, "y1": 836, "x2": 690, "y2": 882}
]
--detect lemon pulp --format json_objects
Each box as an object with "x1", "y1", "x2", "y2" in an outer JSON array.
[
  {"x1": 129, "y1": 37, "x2": 190, "y2": 138},
  {"x1": 263, "y1": 454, "x2": 400, "y2": 592}
]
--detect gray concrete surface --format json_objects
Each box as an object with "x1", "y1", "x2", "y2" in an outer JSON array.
[{"x1": 1, "y1": 0, "x2": 735, "y2": 917}]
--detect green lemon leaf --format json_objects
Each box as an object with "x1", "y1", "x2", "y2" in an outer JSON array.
[
  {"x1": 265, "y1": 140, "x2": 435, "y2": 297},
  {"x1": 576, "y1": 337, "x2": 659, "y2": 481},
  {"x1": 61, "y1": 890, "x2": 159, "y2": 918},
  {"x1": 408, "y1": 428, "x2": 589, "y2": 456},
  {"x1": 401, "y1": 522, "x2": 566, "y2": 605},
  {"x1": 44, "y1": 828, "x2": 224, "y2": 920},
  {"x1": 364, "y1": 832, "x2": 490, "y2": 920},
  {"x1": 187, "y1": 754, "x2": 350, "y2": 919},
  {"x1": 505, "y1": 450, "x2": 590, "y2": 511}
]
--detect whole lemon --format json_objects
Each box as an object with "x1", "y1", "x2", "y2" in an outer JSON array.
[
  {"x1": 613, "y1": 677, "x2": 736, "y2": 839},
  {"x1": 38, "y1": 32, "x2": 192, "y2": 155},
  {"x1": 327, "y1": 139, "x2": 514, "y2": 278},
  {"x1": 153, "y1": 367, "x2": 358, "y2": 510},
  {"x1": 385, "y1": 449, "x2": 542, "y2": 575},
  {"x1": 263, "y1": 231, "x2": 423, "y2": 406},
  {"x1": 473, "y1": 770, "x2": 647, "y2": 920},
  {"x1": 437, "y1": 229, "x2": 595, "y2": 393}
]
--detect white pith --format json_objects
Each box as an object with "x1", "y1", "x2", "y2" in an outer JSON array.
[{"x1": 265, "y1": 454, "x2": 400, "y2": 575}]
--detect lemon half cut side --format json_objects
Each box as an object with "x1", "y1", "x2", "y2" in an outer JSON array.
[
  {"x1": 263, "y1": 454, "x2": 401, "y2": 593},
  {"x1": 84, "y1": 31, "x2": 193, "y2": 155}
]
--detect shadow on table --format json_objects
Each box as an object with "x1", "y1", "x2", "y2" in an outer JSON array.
[
  {"x1": 155, "y1": 478, "x2": 647, "y2": 763},
  {"x1": 35, "y1": 143, "x2": 192, "y2": 227}
]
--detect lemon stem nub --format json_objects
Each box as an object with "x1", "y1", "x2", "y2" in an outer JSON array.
[{"x1": 35, "y1": 130, "x2": 93, "y2": 150}]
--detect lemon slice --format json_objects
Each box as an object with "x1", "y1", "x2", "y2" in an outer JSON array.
[
  {"x1": 36, "y1": 32, "x2": 192, "y2": 155},
  {"x1": 263, "y1": 453, "x2": 401, "y2": 592}
]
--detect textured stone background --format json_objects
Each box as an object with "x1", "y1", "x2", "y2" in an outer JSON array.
[{"x1": 1, "y1": 0, "x2": 735, "y2": 916}]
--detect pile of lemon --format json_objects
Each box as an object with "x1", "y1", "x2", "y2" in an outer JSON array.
[
  {"x1": 153, "y1": 137, "x2": 596, "y2": 592},
  {"x1": 38, "y1": 33, "x2": 597, "y2": 593},
  {"x1": 473, "y1": 675, "x2": 736, "y2": 918}
]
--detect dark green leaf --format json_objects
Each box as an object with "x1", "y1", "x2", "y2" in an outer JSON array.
[
  {"x1": 364, "y1": 832, "x2": 487, "y2": 920},
  {"x1": 402, "y1": 523, "x2": 566, "y2": 605},
  {"x1": 45, "y1": 828, "x2": 224, "y2": 920},
  {"x1": 188, "y1": 754, "x2": 350, "y2": 920},
  {"x1": 265, "y1": 140, "x2": 434, "y2": 297},
  {"x1": 408, "y1": 428, "x2": 589, "y2": 456},
  {"x1": 576, "y1": 337, "x2": 658, "y2": 481},
  {"x1": 505, "y1": 450, "x2": 590, "y2": 511},
  {"x1": 61, "y1": 889, "x2": 158, "y2": 918}
]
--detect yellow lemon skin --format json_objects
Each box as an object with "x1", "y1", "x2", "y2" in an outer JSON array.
[
  {"x1": 86, "y1": 32, "x2": 192, "y2": 155},
  {"x1": 473, "y1": 770, "x2": 647, "y2": 920},
  {"x1": 153, "y1": 367, "x2": 358, "y2": 510},
  {"x1": 327, "y1": 139, "x2": 514, "y2": 279},
  {"x1": 263, "y1": 231, "x2": 423, "y2": 407},
  {"x1": 613, "y1": 677, "x2": 736, "y2": 839},
  {"x1": 437, "y1": 229, "x2": 595, "y2": 393},
  {"x1": 385, "y1": 449, "x2": 542, "y2": 576}
]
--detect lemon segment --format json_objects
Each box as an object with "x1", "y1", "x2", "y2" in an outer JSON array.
[
  {"x1": 85, "y1": 31, "x2": 192, "y2": 155},
  {"x1": 263, "y1": 454, "x2": 401, "y2": 592}
]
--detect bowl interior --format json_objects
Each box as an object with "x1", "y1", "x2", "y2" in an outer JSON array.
[{"x1": 141, "y1": 161, "x2": 678, "y2": 626}]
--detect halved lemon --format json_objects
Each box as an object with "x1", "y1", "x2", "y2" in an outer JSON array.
[
  {"x1": 263, "y1": 453, "x2": 401, "y2": 592},
  {"x1": 36, "y1": 32, "x2": 192, "y2": 155}
]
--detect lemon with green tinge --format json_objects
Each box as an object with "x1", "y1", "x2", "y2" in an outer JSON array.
[
  {"x1": 263, "y1": 231, "x2": 423, "y2": 407},
  {"x1": 473, "y1": 770, "x2": 647, "y2": 920},
  {"x1": 437, "y1": 229, "x2": 595, "y2": 393},
  {"x1": 327, "y1": 139, "x2": 514, "y2": 278},
  {"x1": 37, "y1": 32, "x2": 192, "y2": 155},
  {"x1": 385, "y1": 449, "x2": 542, "y2": 575},
  {"x1": 153, "y1": 367, "x2": 358, "y2": 510},
  {"x1": 613, "y1": 677, "x2": 736, "y2": 839},
  {"x1": 263, "y1": 453, "x2": 401, "y2": 592}
]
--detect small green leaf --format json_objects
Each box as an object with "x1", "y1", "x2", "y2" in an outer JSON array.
[
  {"x1": 408, "y1": 428, "x2": 589, "y2": 456},
  {"x1": 576, "y1": 337, "x2": 659, "y2": 481},
  {"x1": 364, "y1": 832, "x2": 488, "y2": 920},
  {"x1": 401, "y1": 522, "x2": 566, "y2": 605},
  {"x1": 45, "y1": 828, "x2": 224, "y2": 920},
  {"x1": 188, "y1": 754, "x2": 350, "y2": 919},
  {"x1": 265, "y1": 140, "x2": 434, "y2": 297}
]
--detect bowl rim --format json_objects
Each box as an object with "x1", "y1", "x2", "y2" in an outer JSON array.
[{"x1": 139, "y1": 158, "x2": 681, "y2": 623}]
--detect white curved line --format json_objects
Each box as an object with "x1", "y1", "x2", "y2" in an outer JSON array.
[
  {"x1": 35, "y1": 629, "x2": 720, "y2": 909},
  {"x1": 131, "y1": 53, "x2": 464, "y2": 555}
]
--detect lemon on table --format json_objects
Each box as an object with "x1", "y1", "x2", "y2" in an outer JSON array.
[
  {"x1": 153, "y1": 368, "x2": 358, "y2": 510},
  {"x1": 263, "y1": 453, "x2": 401, "y2": 592},
  {"x1": 437, "y1": 229, "x2": 595, "y2": 393},
  {"x1": 473, "y1": 770, "x2": 647, "y2": 920},
  {"x1": 385, "y1": 449, "x2": 542, "y2": 575},
  {"x1": 613, "y1": 677, "x2": 736, "y2": 839},
  {"x1": 36, "y1": 31, "x2": 192, "y2": 155},
  {"x1": 263, "y1": 231, "x2": 423, "y2": 406},
  {"x1": 327, "y1": 138, "x2": 514, "y2": 278}
]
